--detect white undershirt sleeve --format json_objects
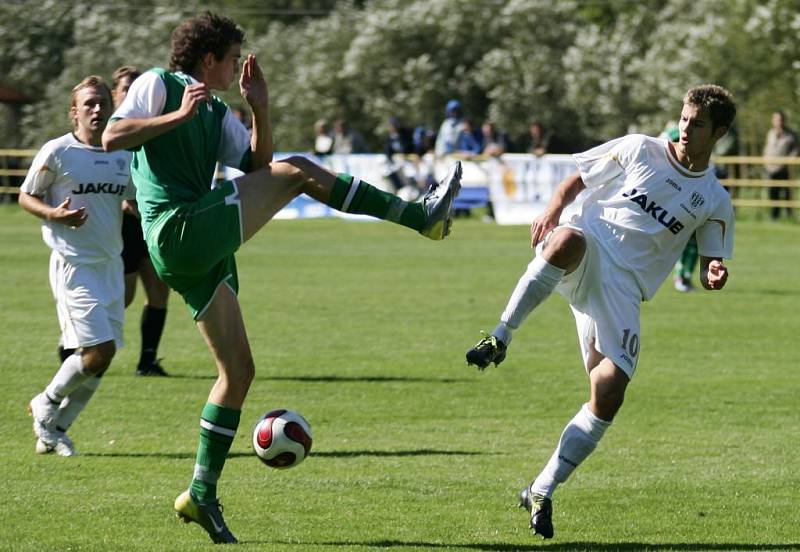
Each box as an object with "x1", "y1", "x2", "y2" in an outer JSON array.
[
  {"x1": 217, "y1": 108, "x2": 252, "y2": 170},
  {"x1": 111, "y1": 71, "x2": 166, "y2": 120}
]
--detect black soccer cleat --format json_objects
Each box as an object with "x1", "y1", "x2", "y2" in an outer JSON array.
[
  {"x1": 466, "y1": 332, "x2": 507, "y2": 370},
  {"x1": 518, "y1": 486, "x2": 554, "y2": 539},
  {"x1": 136, "y1": 359, "x2": 169, "y2": 377}
]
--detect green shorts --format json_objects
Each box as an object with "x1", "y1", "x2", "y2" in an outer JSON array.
[{"x1": 146, "y1": 180, "x2": 242, "y2": 319}]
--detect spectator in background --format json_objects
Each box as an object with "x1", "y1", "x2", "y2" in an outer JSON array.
[
  {"x1": 763, "y1": 110, "x2": 798, "y2": 220},
  {"x1": 332, "y1": 118, "x2": 368, "y2": 154},
  {"x1": 435, "y1": 99, "x2": 464, "y2": 157},
  {"x1": 481, "y1": 121, "x2": 509, "y2": 157},
  {"x1": 384, "y1": 116, "x2": 417, "y2": 192},
  {"x1": 529, "y1": 121, "x2": 568, "y2": 156},
  {"x1": 112, "y1": 66, "x2": 171, "y2": 376},
  {"x1": 384, "y1": 116, "x2": 415, "y2": 157},
  {"x1": 454, "y1": 118, "x2": 482, "y2": 157},
  {"x1": 313, "y1": 118, "x2": 333, "y2": 156},
  {"x1": 529, "y1": 121, "x2": 551, "y2": 156},
  {"x1": 711, "y1": 124, "x2": 738, "y2": 179},
  {"x1": 414, "y1": 125, "x2": 436, "y2": 156}
]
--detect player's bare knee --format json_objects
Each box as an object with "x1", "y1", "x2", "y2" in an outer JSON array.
[
  {"x1": 543, "y1": 228, "x2": 586, "y2": 271},
  {"x1": 589, "y1": 363, "x2": 628, "y2": 420},
  {"x1": 82, "y1": 341, "x2": 116, "y2": 375}
]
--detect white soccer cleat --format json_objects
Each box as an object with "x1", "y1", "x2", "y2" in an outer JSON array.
[
  {"x1": 28, "y1": 393, "x2": 62, "y2": 447},
  {"x1": 419, "y1": 161, "x2": 462, "y2": 240},
  {"x1": 35, "y1": 433, "x2": 77, "y2": 456},
  {"x1": 35, "y1": 439, "x2": 53, "y2": 455}
]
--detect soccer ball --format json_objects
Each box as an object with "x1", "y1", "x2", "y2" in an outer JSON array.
[{"x1": 252, "y1": 409, "x2": 313, "y2": 469}]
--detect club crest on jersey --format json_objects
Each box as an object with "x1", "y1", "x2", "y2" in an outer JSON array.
[
  {"x1": 621, "y1": 188, "x2": 685, "y2": 235},
  {"x1": 116, "y1": 159, "x2": 127, "y2": 171},
  {"x1": 689, "y1": 191, "x2": 705, "y2": 209}
]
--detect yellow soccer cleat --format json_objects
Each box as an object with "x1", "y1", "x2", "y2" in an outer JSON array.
[{"x1": 174, "y1": 490, "x2": 238, "y2": 544}]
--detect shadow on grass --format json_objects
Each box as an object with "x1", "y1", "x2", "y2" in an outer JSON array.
[
  {"x1": 166, "y1": 374, "x2": 468, "y2": 383},
  {"x1": 310, "y1": 449, "x2": 493, "y2": 458},
  {"x1": 262, "y1": 540, "x2": 800, "y2": 551},
  {"x1": 81, "y1": 449, "x2": 490, "y2": 460},
  {"x1": 735, "y1": 288, "x2": 800, "y2": 297}
]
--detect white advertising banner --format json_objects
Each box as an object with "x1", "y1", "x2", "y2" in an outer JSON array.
[
  {"x1": 483, "y1": 154, "x2": 581, "y2": 225},
  {"x1": 220, "y1": 153, "x2": 585, "y2": 224}
]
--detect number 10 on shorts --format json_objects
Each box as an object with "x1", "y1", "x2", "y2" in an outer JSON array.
[{"x1": 621, "y1": 328, "x2": 639, "y2": 358}]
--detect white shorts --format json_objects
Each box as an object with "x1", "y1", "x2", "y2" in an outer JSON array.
[
  {"x1": 49, "y1": 252, "x2": 125, "y2": 350},
  {"x1": 544, "y1": 225, "x2": 642, "y2": 378}
]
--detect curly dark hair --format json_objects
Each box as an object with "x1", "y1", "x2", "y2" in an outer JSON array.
[
  {"x1": 169, "y1": 12, "x2": 244, "y2": 73},
  {"x1": 683, "y1": 85, "x2": 737, "y2": 131}
]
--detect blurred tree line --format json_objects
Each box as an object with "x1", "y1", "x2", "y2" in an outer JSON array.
[{"x1": 0, "y1": 0, "x2": 797, "y2": 154}]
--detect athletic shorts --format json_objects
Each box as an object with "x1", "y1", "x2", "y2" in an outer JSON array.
[
  {"x1": 145, "y1": 179, "x2": 243, "y2": 320},
  {"x1": 544, "y1": 225, "x2": 642, "y2": 378},
  {"x1": 49, "y1": 251, "x2": 125, "y2": 350},
  {"x1": 121, "y1": 212, "x2": 148, "y2": 274}
]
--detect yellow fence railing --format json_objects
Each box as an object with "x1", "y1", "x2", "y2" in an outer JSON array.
[{"x1": 2, "y1": 149, "x2": 798, "y2": 210}]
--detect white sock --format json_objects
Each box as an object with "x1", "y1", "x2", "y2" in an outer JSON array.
[
  {"x1": 45, "y1": 353, "x2": 89, "y2": 403},
  {"x1": 531, "y1": 403, "x2": 611, "y2": 498},
  {"x1": 495, "y1": 256, "x2": 565, "y2": 345},
  {"x1": 56, "y1": 376, "x2": 101, "y2": 432}
]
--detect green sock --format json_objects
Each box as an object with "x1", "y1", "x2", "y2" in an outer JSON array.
[
  {"x1": 189, "y1": 402, "x2": 240, "y2": 504},
  {"x1": 328, "y1": 173, "x2": 426, "y2": 231},
  {"x1": 678, "y1": 235, "x2": 699, "y2": 279}
]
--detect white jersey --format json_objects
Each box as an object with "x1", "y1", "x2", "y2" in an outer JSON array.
[
  {"x1": 21, "y1": 133, "x2": 135, "y2": 264},
  {"x1": 571, "y1": 134, "x2": 734, "y2": 300}
]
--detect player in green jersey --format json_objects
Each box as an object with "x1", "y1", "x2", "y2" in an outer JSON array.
[{"x1": 103, "y1": 12, "x2": 461, "y2": 544}]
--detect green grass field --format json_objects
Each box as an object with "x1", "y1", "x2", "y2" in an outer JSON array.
[{"x1": 1, "y1": 204, "x2": 798, "y2": 551}]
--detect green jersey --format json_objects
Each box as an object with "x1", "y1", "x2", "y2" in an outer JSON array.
[
  {"x1": 110, "y1": 68, "x2": 252, "y2": 318},
  {"x1": 111, "y1": 68, "x2": 251, "y2": 237}
]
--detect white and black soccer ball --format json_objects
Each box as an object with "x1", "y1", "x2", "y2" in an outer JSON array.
[{"x1": 252, "y1": 409, "x2": 313, "y2": 469}]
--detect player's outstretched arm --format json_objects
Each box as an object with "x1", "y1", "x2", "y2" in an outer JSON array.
[
  {"x1": 19, "y1": 193, "x2": 87, "y2": 227},
  {"x1": 700, "y1": 256, "x2": 729, "y2": 290},
  {"x1": 530, "y1": 171, "x2": 586, "y2": 247},
  {"x1": 102, "y1": 83, "x2": 211, "y2": 152},
  {"x1": 240, "y1": 54, "x2": 272, "y2": 169}
]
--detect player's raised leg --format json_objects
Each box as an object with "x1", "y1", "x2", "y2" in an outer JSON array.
[
  {"x1": 174, "y1": 284, "x2": 252, "y2": 545},
  {"x1": 234, "y1": 157, "x2": 462, "y2": 244},
  {"x1": 466, "y1": 227, "x2": 584, "y2": 369}
]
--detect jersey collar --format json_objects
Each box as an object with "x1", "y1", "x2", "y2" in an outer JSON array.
[{"x1": 664, "y1": 142, "x2": 709, "y2": 179}]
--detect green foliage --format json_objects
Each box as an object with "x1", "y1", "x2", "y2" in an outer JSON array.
[
  {"x1": 1, "y1": 0, "x2": 798, "y2": 151},
  {"x1": 2, "y1": 207, "x2": 799, "y2": 549}
]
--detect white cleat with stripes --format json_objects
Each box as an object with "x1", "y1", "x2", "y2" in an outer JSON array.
[{"x1": 419, "y1": 161, "x2": 462, "y2": 240}]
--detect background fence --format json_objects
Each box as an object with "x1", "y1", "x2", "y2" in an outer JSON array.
[{"x1": 2, "y1": 149, "x2": 797, "y2": 218}]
